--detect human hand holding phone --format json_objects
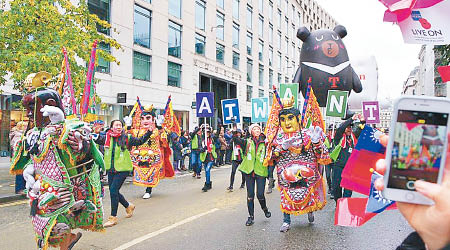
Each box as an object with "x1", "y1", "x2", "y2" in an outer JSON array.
[{"x1": 375, "y1": 133, "x2": 450, "y2": 250}]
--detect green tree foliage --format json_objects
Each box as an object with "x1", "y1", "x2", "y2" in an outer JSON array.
[
  {"x1": 435, "y1": 45, "x2": 450, "y2": 65},
  {"x1": 0, "y1": 0, "x2": 121, "y2": 97}
]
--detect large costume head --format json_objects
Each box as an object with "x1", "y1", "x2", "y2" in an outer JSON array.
[
  {"x1": 141, "y1": 105, "x2": 156, "y2": 130},
  {"x1": 23, "y1": 88, "x2": 64, "y2": 128},
  {"x1": 278, "y1": 97, "x2": 301, "y2": 134}
]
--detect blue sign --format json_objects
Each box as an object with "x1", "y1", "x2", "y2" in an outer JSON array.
[
  {"x1": 196, "y1": 92, "x2": 214, "y2": 118},
  {"x1": 251, "y1": 97, "x2": 269, "y2": 123},
  {"x1": 221, "y1": 98, "x2": 240, "y2": 125}
]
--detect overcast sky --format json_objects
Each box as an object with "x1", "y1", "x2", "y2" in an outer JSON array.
[{"x1": 314, "y1": 0, "x2": 421, "y2": 100}]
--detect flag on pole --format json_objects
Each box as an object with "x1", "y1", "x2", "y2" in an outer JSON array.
[
  {"x1": 365, "y1": 171, "x2": 396, "y2": 213},
  {"x1": 81, "y1": 40, "x2": 98, "y2": 120},
  {"x1": 263, "y1": 86, "x2": 283, "y2": 166},
  {"x1": 131, "y1": 97, "x2": 143, "y2": 129},
  {"x1": 335, "y1": 197, "x2": 377, "y2": 227},
  {"x1": 60, "y1": 47, "x2": 78, "y2": 118},
  {"x1": 162, "y1": 95, "x2": 181, "y2": 136},
  {"x1": 302, "y1": 88, "x2": 325, "y2": 130},
  {"x1": 341, "y1": 126, "x2": 386, "y2": 195}
]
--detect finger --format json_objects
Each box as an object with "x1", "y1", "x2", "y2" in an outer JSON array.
[
  {"x1": 380, "y1": 134, "x2": 388, "y2": 147},
  {"x1": 414, "y1": 180, "x2": 441, "y2": 201},
  {"x1": 376, "y1": 159, "x2": 386, "y2": 175},
  {"x1": 374, "y1": 178, "x2": 384, "y2": 191}
]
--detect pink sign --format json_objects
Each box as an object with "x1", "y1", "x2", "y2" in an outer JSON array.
[{"x1": 362, "y1": 101, "x2": 380, "y2": 124}]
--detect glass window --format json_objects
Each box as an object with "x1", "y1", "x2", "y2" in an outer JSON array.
[
  {"x1": 216, "y1": 43, "x2": 225, "y2": 64},
  {"x1": 97, "y1": 42, "x2": 110, "y2": 74},
  {"x1": 259, "y1": 89, "x2": 264, "y2": 97},
  {"x1": 292, "y1": 5, "x2": 295, "y2": 21},
  {"x1": 269, "y1": 46, "x2": 273, "y2": 66},
  {"x1": 246, "y1": 32, "x2": 252, "y2": 55},
  {"x1": 269, "y1": 90, "x2": 273, "y2": 105},
  {"x1": 285, "y1": 37, "x2": 289, "y2": 54},
  {"x1": 278, "y1": 73, "x2": 282, "y2": 84},
  {"x1": 292, "y1": 24, "x2": 296, "y2": 40},
  {"x1": 88, "y1": 0, "x2": 110, "y2": 35},
  {"x1": 292, "y1": 43, "x2": 296, "y2": 59},
  {"x1": 247, "y1": 5, "x2": 253, "y2": 29},
  {"x1": 277, "y1": 10, "x2": 281, "y2": 28},
  {"x1": 247, "y1": 85, "x2": 253, "y2": 102},
  {"x1": 298, "y1": 12, "x2": 302, "y2": 26},
  {"x1": 168, "y1": 61, "x2": 182, "y2": 87},
  {"x1": 269, "y1": 1, "x2": 273, "y2": 21},
  {"x1": 195, "y1": 0, "x2": 206, "y2": 30},
  {"x1": 258, "y1": 40, "x2": 263, "y2": 61},
  {"x1": 134, "y1": 5, "x2": 151, "y2": 48},
  {"x1": 285, "y1": 0, "x2": 288, "y2": 12},
  {"x1": 216, "y1": 12, "x2": 225, "y2": 41},
  {"x1": 258, "y1": 65, "x2": 264, "y2": 86},
  {"x1": 133, "y1": 51, "x2": 151, "y2": 81},
  {"x1": 247, "y1": 59, "x2": 253, "y2": 82},
  {"x1": 217, "y1": 0, "x2": 224, "y2": 9},
  {"x1": 269, "y1": 69, "x2": 273, "y2": 89},
  {"x1": 286, "y1": 57, "x2": 289, "y2": 73},
  {"x1": 285, "y1": 17, "x2": 289, "y2": 33},
  {"x1": 258, "y1": 0, "x2": 263, "y2": 12},
  {"x1": 269, "y1": 24, "x2": 273, "y2": 43},
  {"x1": 233, "y1": 51, "x2": 240, "y2": 70},
  {"x1": 168, "y1": 21, "x2": 182, "y2": 58},
  {"x1": 232, "y1": 23, "x2": 240, "y2": 49},
  {"x1": 169, "y1": 0, "x2": 181, "y2": 19},
  {"x1": 277, "y1": 52, "x2": 281, "y2": 70},
  {"x1": 285, "y1": 76, "x2": 289, "y2": 83},
  {"x1": 277, "y1": 31, "x2": 281, "y2": 49},
  {"x1": 233, "y1": 0, "x2": 239, "y2": 20},
  {"x1": 258, "y1": 16, "x2": 264, "y2": 37},
  {"x1": 195, "y1": 33, "x2": 205, "y2": 56}
]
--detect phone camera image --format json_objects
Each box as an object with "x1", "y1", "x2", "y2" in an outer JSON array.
[{"x1": 388, "y1": 110, "x2": 449, "y2": 190}]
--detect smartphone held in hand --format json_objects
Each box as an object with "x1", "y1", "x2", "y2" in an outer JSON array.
[{"x1": 383, "y1": 96, "x2": 450, "y2": 205}]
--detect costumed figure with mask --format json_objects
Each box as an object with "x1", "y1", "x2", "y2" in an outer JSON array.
[
  {"x1": 10, "y1": 72, "x2": 105, "y2": 250},
  {"x1": 266, "y1": 96, "x2": 331, "y2": 233},
  {"x1": 126, "y1": 104, "x2": 174, "y2": 199}
]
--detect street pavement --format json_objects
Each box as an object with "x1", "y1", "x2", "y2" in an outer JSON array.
[
  {"x1": 0, "y1": 165, "x2": 413, "y2": 250},
  {"x1": 0, "y1": 157, "x2": 16, "y2": 197}
]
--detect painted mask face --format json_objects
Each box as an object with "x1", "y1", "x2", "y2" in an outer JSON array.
[
  {"x1": 141, "y1": 115, "x2": 154, "y2": 129},
  {"x1": 23, "y1": 93, "x2": 47, "y2": 128},
  {"x1": 251, "y1": 126, "x2": 261, "y2": 137},
  {"x1": 112, "y1": 121, "x2": 123, "y2": 134},
  {"x1": 280, "y1": 114, "x2": 300, "y2": 133}
]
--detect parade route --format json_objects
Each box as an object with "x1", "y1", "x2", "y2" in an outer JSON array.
[{"x1": 0, "y1": 165, "x2": 413, "y2": 250}]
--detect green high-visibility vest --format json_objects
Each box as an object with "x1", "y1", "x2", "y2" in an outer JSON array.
[{"x1": 239, "y1": 139, "x2": 267, "y2": 177}]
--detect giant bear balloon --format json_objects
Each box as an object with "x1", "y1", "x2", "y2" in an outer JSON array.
[{"x1": 293, "y1": 25, "x2": 362, "y2": 107}]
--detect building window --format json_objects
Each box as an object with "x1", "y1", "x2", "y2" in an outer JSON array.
[
  {"x1": 259, "y1": 89, "x2": 264, "y2": 97},
  {"x1": 168, "y1": 21, "x2": 182, "y2": 58},
  {"x1": 169, "y1": 0, "x2": 181, "y2": 19},
  {"x1": 285, "y1": 76, "x2": 289, "y2": 83},
  {"x1": 217, "y1": 0, "x2": 224, "y2": 9},
  {"x1": 195, "y1": 0, "x2": 206, "y2": 30},
  {"x1": 277, "y1": 10, "x2": 281, "y2": 28},
  {"x1": 97, "y1": 42, "x2": 110, "y2": 73},
  {"x1": 133, "y1": 51, "x2": 151, "y2": 81},
  {"x1": 258, "y1": 16, "x2": 264, "y2": 37},
  {"x1": 195, "y1": 33, "x2": 205, "y2": 56},
  {"x1": 168, "y1": 61, "x2": 182, "y2": 87},
  {"x1": 258, "y1": 0, "x2": 263, "y2": 12},
  {"x1": 216, "y1": 43, "x2": 225, "y2": 64},
  {"x1": 134, "y1": 5, "x2": 151, "y2": 48},
  {"x1": 232, "y1": 23, "x2": 240, "y2": 49},
  {"x1": 292, "y1": 43, "x2": 296, "y2": 59},
  {"x1": 292, "y1": 5, "x2": 295, "y2": 20},
  {"x1": 286, "y1": 57, "x2": 289, "y2": 74},
  {"x1": 292, "y1": 24, "x2": 296, "y2": 40},
  {"x1": 269, "y1": 24, "x2": 273, "y2": 44},
  {"x1": 233, "y1": 51, "x2": 240, "y2": 70},
  {"x1": 269, "y1": 69, "x2": 273, "y2": 89},
  {"x1": 247, "y1": 5, "x2": 253, "y2": 29},
  {"x1": 216, "y1": 11, "x2": 225, "y2": 40},
  {"x1": 278, "y1": 52, "x2": 281, "y2": 70},
  {"x1": 285, "y1": 17, "x2": 289, "y2": 33},
  {"x1": 247, "y1": 59, "x2": 253, "y2": 82},
  {"x1": 246, "y1": 32, "x2": 252, "y2": 55},
  {"x1": 269, "y1": 46, "x2": 273, "y2": 66},
  {"x1": 88, "y1": 0, "x2": 110, "y2": 35},
  {"x1": 298, "y1": 12, "x2": 302, "y2": 26},
  {"x1": 278, "y1": 73, "x2": 282, "y2": 84},
  {"x1": 285, "y1": 37, "x2": 289, "y2": 54},
  {"x1": 247, "y1": 85, "x2": 253, "y2": 102},
  {"x1": 258, "y1": 65, "x2": 264, "y2": 86},
  {"x1": 269, "y1": 1, "x2": 273, "y2": 21},
  {"x1": 233, "y1": 0, "x2": 239, "y2": 20},
  {"x1": 277, "y1": 31, "x2": 281, "y2": 50},
  {"x1": 258, "y1": 40, "x2": 264, "y2": 61}
]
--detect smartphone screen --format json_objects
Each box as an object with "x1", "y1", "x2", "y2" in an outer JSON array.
[{"x1": 388, "y1": 110, "x2": 449, "y2": 190}]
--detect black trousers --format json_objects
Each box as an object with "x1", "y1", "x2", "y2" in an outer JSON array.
[
  {"x1": 107, "y1": 171, "x2": 130, "y2": 216},
  {"x1": 229, "y1": 160, "x2": 245, "y2": 188},
  {"x1": 332, "y1": 165, "x2": 352, "y2": 202},
  {"x1": 244, "y1": 173, "x2": 267, "y2": 217},
  {"x1": 325, "y1": 163, "x2": 333, "y2": 192},
  {"x1": 268, "y1": 165, "x2": 275, "y2": 179}
]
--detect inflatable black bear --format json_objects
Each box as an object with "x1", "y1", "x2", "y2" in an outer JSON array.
[{"x1": 293, "y1": 25, "x2": 362, "y2": 107}]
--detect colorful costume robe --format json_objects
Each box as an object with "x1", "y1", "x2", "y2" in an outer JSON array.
[
  {"x1": 10, "y1": 120, "x2": 104, "y2": 250},
  {"x1": 273, "y1": 129, "x2": 330, "y2": 215},
  {"x1": 129, "y1": 128, "x2": 174, "y2": 187}
]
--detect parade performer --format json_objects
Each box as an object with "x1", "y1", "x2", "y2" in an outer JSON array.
[
  {"x1": 237, "y1": 124, "x2": 271, "y2": 226},
  {"x1": 127, "y1": 103, "x2": 174, "y2": 199},
  {"x1": 190, "y1": 127, "x2": 203, "y2": 178},
  {"x1": 10, "y1": 73, "x2": 105, "y2": 250},
  {"x1": 227, "y1": 129, "x2": 245, "y2": 191},
  {"x1": 266, "y1": 96, "x2": 330, "y2": 232},
  {"x1": 200, "y1": 125, "x2": 217, "y2": 192}
]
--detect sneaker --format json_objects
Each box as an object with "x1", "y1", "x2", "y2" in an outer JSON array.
[
  {"x1": 280, "y1": 222, "x2": 290, "y2": 232},
  {"x1": 330, "y1": 194, "x2": 335, "y2": 200},
  {"x1": 192, "y1": 172, "x2": 197, "y2": 178},
  {"x1": 104, "y1": 216, "x2": 118, "y2": 228},
  {"x1": 307, "y1": 212, "x2": 314, "y2": 223},
  {"x1": 245, "y1": 216, "x2": 254, "y2": 226},
  {"x1": 142, "y1": 193, "x2": 151, "y2": 199},
  {"x1": 263, "y1": 209, "x2": 271, "y2": 218},
  {"x1": 240, "y1": 183, "x2": 245, "y2": 189},
  {"x1": 227, "y1": 186, "x2": 233, "y2": 192},
  {"x1": 125, "y1": 203, "x2": 135, "y2": 218},
  {"x1": 196, "y1": 174, "x2": 201, "y2": 179}
]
